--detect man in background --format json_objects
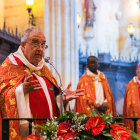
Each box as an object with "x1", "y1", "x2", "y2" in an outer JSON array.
[
  {"x1": 0, "y1": 26, "x2": 84, "y2": 140},
  {"x1": 74, "y1": 56, "x2": 116, "y2": 117},
  {"x1": 123, "y1": 64, "x2": 140, "y2": 136}
]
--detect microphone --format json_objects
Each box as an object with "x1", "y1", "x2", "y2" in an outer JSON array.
[
  {"x1": 44, "y1": 56, "x2": 66, "y2": 115},
  {"x1": 44, "y1": 57, "x2": 51, "y2": 63}
]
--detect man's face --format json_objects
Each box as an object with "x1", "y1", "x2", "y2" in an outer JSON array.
[
  {"x1": 136, "y1": 71, "x2": 140, "y2": 80},
  {"x1": 21, "y1": 30, "x2": 46, "y2": 66},
  {"x1": 87, "y1": 57, "x2": 98, "y2": 72}
]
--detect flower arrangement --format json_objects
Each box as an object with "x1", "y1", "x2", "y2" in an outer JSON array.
[{"x1": 25, "y1": 109, "x2": 140, "y2": 140}]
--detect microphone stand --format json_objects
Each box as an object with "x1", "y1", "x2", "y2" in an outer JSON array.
[{"x1": 44, "y1": 57, "x2": 66, "y2": 115}]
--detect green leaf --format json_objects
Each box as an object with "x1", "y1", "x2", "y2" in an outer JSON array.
[
  {"x1": 77, "y1": 113, "x2": 87, "y2": 118},
  {"x1": 64, "y1": 111, "x2": 74, "y2": 118},
  {"x1": 58, "y1": 114, "x2": 67, "y2": 123},
  {"x1": 90, "y1": 109, "x2": 100, "y2": 116},
  {"x1": 99, "y1": 113, "x2": 105, "y2": 117},
  {"x1": 49, "y1": 125, "x2": 56, "y2": 131},
  {"x1": 42, "y1": 122, "x2": 47, "y2": 127},
  {"x1": 102, "y1": 133, "x2": 112, "y2": 137},
  {"x1": 78, "y1": 130, "x2": 92, "y2": 136},
  {"x1": 34, "y1": 124, "x2": 48, "y2": 131},
  {"x1": 77, "y1": 133, "x2": 95, "y2": 140},
  {"x1": 102, "y1": 128, "x2": 110, "y2": 134},
  {"x1": 83, "y1": 135, "x2": 96, "y2": 140},
  {"x1": 83, "y1": 114, "x2": 87, "y2": 118},
  {"x1": 129, "y1": 130, "x2": 140, "y2": 140},
  {"x1": 101, "y1": 113, "x2": 115, "y2": 124},
  {"x1": 80, "y1": 117, "x2": 90, "y2": 125}
]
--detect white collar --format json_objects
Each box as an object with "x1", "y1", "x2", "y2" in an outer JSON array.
[
  {"x1": 87, "y1": 68, "x2": 100, "y2": 78},
  {"x1": 136, "y1": 77, "x2": 140, "y2": 84},
  {"x1": 133, "y1": 76, "x2": 140, "y2": 84},
  {"x1": 13, "y1": 46, "x2": 44, "y2": 71}
]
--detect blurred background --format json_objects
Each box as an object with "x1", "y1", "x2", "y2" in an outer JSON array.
[{"x1": 0, "y1": 0, "x2": 140, "y2": 115}]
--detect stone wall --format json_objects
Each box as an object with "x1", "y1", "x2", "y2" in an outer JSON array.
[
  {"x1": 4, "y1": 0, "x2": 44, "y2": 35},
  {"x1": 77, "y1": 0, "x2": 120, "y2": 59},
  {"x1": 78, "y1": 0, "x2": 140, "y2": 62},
  {"x1": 119, "y1": 0, "x2": 140, "y2": 61},
  {"x1": 0, "y1": 0, "x2": 4, "y2": 29}
]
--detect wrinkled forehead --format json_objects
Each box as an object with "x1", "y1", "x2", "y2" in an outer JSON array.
[{"x1": 28, "y1": 30, "x2": 46, "y2": 40}]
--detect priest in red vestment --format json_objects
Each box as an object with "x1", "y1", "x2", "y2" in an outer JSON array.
[
  {"x1": 74, "y1": 56, "x2": 116, "y2": 117},
  {"x1": 0, "y1": 26, "x2": 84, "y2": 140},
  {"x1": 123, "y1": 64, "x2": 140, "y2": 137}
]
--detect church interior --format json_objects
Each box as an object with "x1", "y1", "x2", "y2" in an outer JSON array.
[
  {"x1": 1, "y1": 0, "x2": 140, "y2": 139},
  {"x1": 0, "y1": 0, "x2": 140, "y2": 116}
]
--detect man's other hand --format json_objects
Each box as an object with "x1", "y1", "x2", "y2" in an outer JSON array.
[
  {"x1": 96, "y1": 103, "x2": 103, "y2": 112},
  {"x1": 96, "y1": 102, "x2": 108, "y2": 112},
  {"x1": 101, "y1": 102, "x2": 108, "y2": 112},
  {"x1": 64, "y1": 82, "x2": 84, "y2": 102},
  {"x1": 23, "y1": 70, "x2": 42, "y2": 95}
]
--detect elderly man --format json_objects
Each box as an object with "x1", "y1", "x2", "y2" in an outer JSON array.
[
  {"x1": 123, "y1": 65, "x2": 140, "y2": 137},
  {"x1": 0, "y1": 26, "x2": 84, "y2": 140},
  {"x1": 74, "y1": 56, "x2": 116, "y2": 117}
]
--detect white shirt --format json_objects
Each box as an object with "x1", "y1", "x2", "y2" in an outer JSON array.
[{"x1": 87, "y1": 68, "x2": 107, "y2": 105}]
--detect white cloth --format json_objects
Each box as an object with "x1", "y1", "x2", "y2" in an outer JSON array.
[
  {"x1": 136, "y1": 77, "x2": 140, "y2": 84},
  {"x1": 133, "y1": 76, "x2": 140, "y2": 84},
  {"x1": 15, "y1": 83, "x2": 31, "y2": 125},
  {"x1": 87, "y1": 69, "x2": 107, "y2": 105}
]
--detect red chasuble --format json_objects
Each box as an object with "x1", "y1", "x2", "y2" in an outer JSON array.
[
  {"x1": 74, "y1": 72, "x2": 116, "y2": 117},
  {"x1": 123, "y1": 77, "x2": 140, "y2": 137},
  {"x1": 0, "y1": 55, "x2": 59, "y2": 140}
]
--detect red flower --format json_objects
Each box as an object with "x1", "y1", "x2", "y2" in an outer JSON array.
[
  {"x1": 57, "y1": 122, "x2": 77, "y2": 140},
  {"x1": 60, "y1": 131, "x2": 77, "y2": 140},
  {"x1": 85, "y1": 116, "x2": 105, "y2": 136},
  {"x1": 22, "y1": 134, "x2": 42, "y2": 140},
  {"x1": 110, "y1": 124, "x2": 130, "y2": 140}
]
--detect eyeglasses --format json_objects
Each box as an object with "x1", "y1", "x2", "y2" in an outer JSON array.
[{"x1": 25, "y1": 41, "x2": 48, "y2": 50}]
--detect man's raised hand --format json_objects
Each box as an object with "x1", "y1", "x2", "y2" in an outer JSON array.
[
  {"x1": 23, "y1": 70, "x2": 42, "y2": 95},
  {"x1": 64, "y1": 82, "x2": 84, "y2": 102}
]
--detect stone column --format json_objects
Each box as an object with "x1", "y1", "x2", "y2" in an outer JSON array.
[
  {"x1": 51, "y1": 0, "x2": 56, "y2": 76},
  {"x1": 44, "y1": 0, "x2": 78, "y2": 93},
  {"x1": 70, "y1": 0, "x2": 79, "y2": 109},
  {"x1": 62, "y1": 0, "x2": 71, "y2": 88},
  {"x1": 44, "y1": 0, "x2": 50, "y2": 69},
  {"x1": 56, "y1": 0, "x2": 62, "y2": 82}
]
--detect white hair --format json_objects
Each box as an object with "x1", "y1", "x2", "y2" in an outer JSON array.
[{"x1": 21, "y1": 26, "x2": 44, "y2": 42}]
